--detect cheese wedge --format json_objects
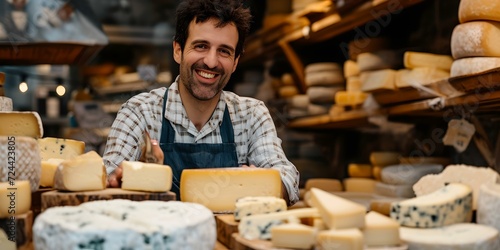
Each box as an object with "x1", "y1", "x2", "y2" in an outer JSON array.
[
  {"x1": 364, "y1": 211, "x2": 401, "y2": 247},
  {"x1": 348, "y1": 163, "x2": 373, "y2": 178},
  {"x1": 53, "y1": 151, "x2": 107, "y2": 191},
  {"x1": 38, "y1": 137, "x2": 85, "y2": 161},
  {"x1": 403, "y1": 51, "x2": 453, "y2": 71},
  {"x1": 40, "y1": 158, "x2": 65, "y2": 187},
  {"x1": 121, "y1": 161, "x2": 172, "y2": 192}
]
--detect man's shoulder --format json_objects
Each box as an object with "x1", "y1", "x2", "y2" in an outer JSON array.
[
  {"x1": 223, "y1": 90, "x2": 263, "y2": 106},
  {"x1": 223, "y1": 90, "x2": 269, "y2": 116},
  {"x1": 126, "y1": 87, "x2": 167, "y2": 106}
]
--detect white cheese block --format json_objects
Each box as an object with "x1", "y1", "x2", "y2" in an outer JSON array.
[
  {"x1": 305, "y1": 70, "x2": 345, "y2": 86},
  {"x1": 334, "y1": 91, "x2": 367, "y2": 106},
  {"x1": 309, "y1": 188, "x2": 366, "y2": 229},
  {"x1": 370, "y1": 152, "x2": 401, "y2": 166},
  {"x1": 391, "y1": 183, "x2": 473, "y2": 228},
  {"x1": 344, "y1": 60, "x2": 360, "y2": 78},
  {"x1": 0, "y1": 97, "x2": 12, "y2": 112},
  {"x1": 305, "y1": 178, "x2": 343, "y2": 192},
  {"x1": 305, "y1": 62, "x2": 341, "y2": 74},
  {"x1": 279, "y1": 85, "x2": 299, "y2": 98},
  {"x1": 307, "y1": 86, "x2": 344, "y2": 104},
  {"x1": 0, "y1": 111, "x2": 43, "y2": 138},
  {"x1": 38, "y1": 137, "x2": 85, "y2": 160},
  {"x1": 343, "y1": 178, "x2": 377, "y2": 193},
  {"x1": 451, "y1": 21, "x2": 500, "y2": 59},
  {"x1": 360, "y1": 69, "x2": 397, "y2": 92},
  {"x1": 395, "y1": 67, "x2": 449, "y2": 88},
  {"x1": 271, "y1": 223, "x2": 316, "y2": 249},
  {"x1": 0, "y1": 136, "x2": 41, "y2": 191},
  {"x1": 458, "y1": 0, "x2": 500, "y2": 23},
  {"x1": 346, "y1": 76, "x2": 362, "y2": 92},
  {"x1": 180, "y1": 168, "x2": 282, "y2": 213},
  {"x1": 238, "y1": 207, "x2": 320, "y2": 240},
  {"x1": 403, "y1": 51, "x2": 453, "y2": 71},
  {"x1": 0, "y1": 229, "x2": 16, "y2": 250},
  {"x1": 348, "y1": 163, "x2": 373, "y2": 178},
  {"x1": 450, "y1": 57, "x2": 500, "y2": 77},
  {"x1": 234, "y1": 196, "x2": 287, "y2": 221},
  {"x1": 364, "y1": 211, "x2": 401, "y2": 247},
  {"x1": 400, "y1": 223, "x2": 499, "y2": 250},
  {"x1": 477, "y1": 183, "x2": 500, "y2": 232},
  {"x1": 413, "y1": 164, "x2": 500, "y2": 209},
  {"x1": 0, "y1": 180, "x2": 31, "y2": 218},
  {"x1": 316, "y1": 228, "x2": 364, "y2": 250},
  {"x1": 287, "y1": 94, "x2": 309, "y2": 109},
  {"x1": 40, "y1": 158, "x2": 64, "y2": 187},
  {"x1": 357, "y1": 50, "x2": 403, "y2": 72},
  {"x1": 375, "y1": 182, "x2": 415, "y2": 198},
  {"x1": 33, "y1": 199, "x2": 216, "y2": 250},
  {"x1": 53, "y1": 151, "x2": 107, "y2": 191},
  {"x1": 381, "y1": 164, "x2": 443, "y2": 185},
  {"x1": 121, "y1": 161, "x2": 172, "y2": 192}
]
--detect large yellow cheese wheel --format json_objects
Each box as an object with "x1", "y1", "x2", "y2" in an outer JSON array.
[{"x1": 459, "y1": 0, "x2": 500, "y2": 23}]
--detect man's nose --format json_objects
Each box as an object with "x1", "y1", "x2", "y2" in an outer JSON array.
[{"x1": 203, "y1": 49, "x2": 218, "y2": 69}]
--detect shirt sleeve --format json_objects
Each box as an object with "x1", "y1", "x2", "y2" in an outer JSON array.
[{"x1": 246, "y1": 101, "x2": 300, "y2": 205}]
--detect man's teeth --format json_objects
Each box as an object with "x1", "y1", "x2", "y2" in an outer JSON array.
[{"x1": 198, "y1": 71, "x2": 215, "y2": 79}]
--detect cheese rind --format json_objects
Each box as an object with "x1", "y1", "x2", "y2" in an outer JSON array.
[
  {"x1": 458, "y1": 0, "x2": 500, "y2": 23},
  {"x1": 381, "y1": 164, "x2": 443, "y2": 185},
  {"x1": 364, "y1": 211, "x2": 401, "y2": 247},
  {"x1": 477, "y1": 183, "x2": 500, "y2": 232},
  {"x1": 450, "y1": 57, "x2": 500, "y2": 77},
  {"x1": 271, "y1": 223, "x2": 316, "y2": 249},
  {"x1": 234, "y1": 196, "x2": 287, "y2": 221},
  {"x1": 0, "y1": 136, "x2": 41, "y2": 191},
  {"x1": 40, "y1": 158, "x2": 64, "y2": 187},
  {"x1": 391, "y1": 183, "x2": 473, "y2": 228},
  {"x1": 38, "y1": 137, "x2": 85, "y2": 161},
  {"x1": 53, "y1": 151, "x2": 107, "y2": 191},
  {"x1": 451, "y1": 21, "x2": 500, "y2": 59},
  {"x1": 0, "y1": 181, "x2": 31, "y2": 218},
  {"x1": 0, "y1": 111, "x2": 43, "y2": 138},
  {"x1": 121, "y1": 161, "x2": 172, "y2": 192},
  {"x1": 0, "y1": 97, "x2": 12, "y2": 112},
  {"x1": 309, "y1": 188, "x2": 366, "y2": 229},
  {"x1": 180, "y1": 168, "x2": 282, "y2": 212},
  {"x1": 400, "y1": 223, "x2": 499, "y2": 250},
  {"x1": 316, "y1": 228, "x2": 364, "y2": 250},
  {"x1": 403, "y1": 51, "x2": 453, "y2": 71},
  {"x1": 33, "y1": 199, "x2": 217, "y2": 250}
]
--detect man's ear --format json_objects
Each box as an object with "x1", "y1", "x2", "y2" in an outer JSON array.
[
  {"x1": 173, "y1": 41, "x2": 182, "y2": 64},
  {"x1": 232, "y1": 55, "x2": 240, "y2": 73}
]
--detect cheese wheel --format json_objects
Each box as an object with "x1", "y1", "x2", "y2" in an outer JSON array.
[
  {"x1": 0, "y1": 181, "x2": 31, "y2": 218},
  {"x1": 400, "y1": 223, "x2": 499, "y2": 250},
  {"x1": 477, "y1": 183, "x2": 500, "y2": 232},
  {"x1": 451, "y1": 21, "x2": 500, "y2": 59},
  {"x1": 357, "y1": 50, "x2": 403, "y2": 72},
  {"x1": 458, "y1": 0, "x2": 500, "y2": 23},
  {"x1": 287, "y1": 94, "x2": 309, "y2": 109},
  {"x1": 305, "y1": 70, "x2": 345, "y2": 86},
  {"x1": 344, "y1": 60, "x2": 360, "y2": 78},
  {"x1": 307, "y1": 86, "x2": 343, "y2": 104},
  {"x1": 403, "y1": 51, "x2": 453, "y2": 71},
  {"x1": 395, "y1": 67, "x2": 449, "y2": 88},
  {"x1": 0, "y1": 136, "x2": 41, "y2": 191},
  {"x1": 360, "y1": 69, "x2": 397, "y2": 92},
  {"x1": 0, "y1": 111, "x2": 43, "y2": 138},
  {"x1": 0, "y1": 97, "x2": 12, "y2": 112},
  {"x1": 281, "y1": 73, "x2": 295, "y2": 86},
  {"x1": 305, "y1": 62, "x2": 341, "y2": 75},
  {"x1": 381, "y1": 164, "x2": 443, "y2": 185},
  {"x1": 450, "y1": 56, "x2": 500, "y2": 77}
]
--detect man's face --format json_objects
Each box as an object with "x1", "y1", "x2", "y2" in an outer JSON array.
[{"x1": 174, "y1": 18, "x2": 239, "y2": 101}]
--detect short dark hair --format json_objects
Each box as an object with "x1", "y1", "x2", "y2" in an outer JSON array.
[{"x1": 173, "y1": 0, "x2": 252, "y2": 58}]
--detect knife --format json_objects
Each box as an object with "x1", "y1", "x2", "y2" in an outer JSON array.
[{"x1": 144, "y1": 131, "x2": 159, "y2": 164}]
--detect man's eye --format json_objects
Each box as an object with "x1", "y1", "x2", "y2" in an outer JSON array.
[
  {"x1": 219, "y1": 49, "x2": 232, "y2": 57},
  {"x1": 194, "y1": 44, "x2": 208, "y2": 49}
]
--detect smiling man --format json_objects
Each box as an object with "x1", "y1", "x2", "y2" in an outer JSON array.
[{"x1": 103, "y1": 0, "x2": 300, "y2": 206}]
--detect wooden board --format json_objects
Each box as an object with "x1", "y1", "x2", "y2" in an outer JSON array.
[
  {"x1": 31, "y1": 188, "x2": 54, "y2": 219},
  {"x1": 41, "y1": 188, "x2": 176, "y2": 211},
  {"x1": 0, "y1": 210, "x2": 33, "y2": 250},
  {"x1": 216, "y1": 214, "x2": 239, "y2": 248}
]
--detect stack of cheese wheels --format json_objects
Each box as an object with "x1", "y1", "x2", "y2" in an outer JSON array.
[
  {"x1": 344, "y1": 163, "x2": 377, "y2": 194},
  {"x1": 332, "y1": 59, "x2": 367, "y2": 112},
  {"x1": 281, "y1": 73, "x2": 305, "y2": 118},
  {"x1": 238, "y1": 188, "x2": 404, "y2": 249},
  {"x1": 33, "y1": 199, "x2": 217, "y2": 250},
  {"x1": 392, "y1": 164, "x2": 500, "y2": 249},
  {"x1": 357, "y1": 49, "x2": 404, "y2": 93},
  {"x1": 395, "y1": 51, "x2": 452, "y2": 89},
  {"x1": 450, "y1": 0, "x2": 500, "y2": 77},
  {"x1": 304, "y1": 62, "x2": 345, "y2": 116}
]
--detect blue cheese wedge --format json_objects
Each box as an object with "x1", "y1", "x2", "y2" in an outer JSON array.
[
  {"x1": 234, "y1": 196, "x2": 287, "y2": 221},
  {"x1": 390, "y1": 183, "x2": 473, "y2": 228}
]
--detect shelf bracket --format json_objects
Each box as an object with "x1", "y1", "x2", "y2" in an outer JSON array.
[{"x1": 278, "y1": 40, "x2": 307, "y2": 94}]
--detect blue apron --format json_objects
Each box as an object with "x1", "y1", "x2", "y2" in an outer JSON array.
[{"x1": 159, "y1": 89, "x2": 239, "y2": 199}]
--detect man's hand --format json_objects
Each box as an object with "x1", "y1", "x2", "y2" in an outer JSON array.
[
  {"x1": 107, "y1": 165, "x2": 123, "y2": 188},
  {"x1": 140, "y1": 139, "x2": 164, "y2": 164}
]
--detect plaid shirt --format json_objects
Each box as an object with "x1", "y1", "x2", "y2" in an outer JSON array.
[{"x1": 103, "y1": 80, "x2": 300, "y2": 204}]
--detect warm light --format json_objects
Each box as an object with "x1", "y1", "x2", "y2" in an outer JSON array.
[
  {"x1": 19, "y1": 82, "x2": 28, "y2": 92},
  {"x1": 56, "y1": 85, "x2": 66, "y2": 96}
]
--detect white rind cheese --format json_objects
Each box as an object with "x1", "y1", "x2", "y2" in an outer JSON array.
[
  {"x1": 234, "y1": 196, "x2": 287, "y2": 221},
  {"x1": 400, "y1": 223, "x2": 499, "y2": 250},
  {"x1": 458, "y1": 0, "x2": 500, "y2": 23},
  {"x1": 450, "y1": 57, "x2": 500, "y2": 77},
  {"x1": 413, "y1": 164, "x2": 500, "y2": 209},
  {"x1": 38, "y1": 137, "x2": 85, "y2": 161},
  {"x1": 0, "y1": 111, "x2": 43, "y2": 138},
  {"x1": 33, "y1": 199, "x2": 216, "y2": 250},
  {"x1": 305, "y1": 62, "x2": 341, "y2": 74},
  {"x1": 451, "y1": 21, "x2": 500, "y2": 59},
  {"x1": 477, "y1": 183, "x2": 500, "y2": 232},
  {"x1": 307, "y1": 86, "x2": 344, "y2": 104},
  {"x1": 0, "y1": 136, "x2": 41, "y2": 191},
  {"x1": 381, "y1": 164, "x2": 443, "y2": 185},
  {"x1": 305, "y1": 70, "x2": 345, "y2": 86},
  {"x1": 391, "y1": 183, "x2": 473, "y2": 228},
  {"x1": 0, "y1": 97, "x2": 13, "y2": 112}
]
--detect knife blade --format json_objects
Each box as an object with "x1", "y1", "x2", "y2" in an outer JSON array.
[{"x1": 144, "y1": 131, "x2": 159, "y2": 164}]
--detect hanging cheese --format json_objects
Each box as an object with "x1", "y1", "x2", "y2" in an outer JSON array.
[
  {"x1": 360, "y1": 69, "x2": 397, "y2": 92},
  {"x1": 458, "y1": 0, "x2": 500, "y2": 23},
  {"x1": 316, "y1": 228, "x2": 364, "y2": 250},
  {"x1": 343, "y1": 178, "x2": 377, "y2": 193},
  {"x1": 304, "y1": 178, "x2": 343, "y2": 192},
  {"x1": 0, "y1": 180, "x2": 31, "y2": 218},
  {"x1": 391, "y1": 183, "x2": 473, "y2": 228},
  {"x1": 38, "y1": 137, "x2": 85, "y2": 160},
  {"x1": 395, "y1": 67, "x2": 449, "y2": 88},
  {"x1": 0, "y1": 111, "x2": 43, "y2": 138},
  {"x1": 381, "y1": 164, "x2": 443, "y2": 185},
  {"x1": 0, "y1": 136, "x2": 41, "y2": 191},
  {"x1": 357, "y1": 50, "x2": 403, "y2": 72},
  {"x1": 370, "y1": 152, "x2": 400, "y2": 166},
  {"x1": 40, "y1": 158, "x2": 64, "y2": 187},
  {"x1": 271, "y1": 223, "x2": 316, "y2": 249},
  {"x1": 343, "y1": 60, "x2": 360, "y2": 78},
  {"x1": 364, "y1": 211, "x2": 401, "y2": 247},
  {"x1": 234, "y1": 196, "x2": 287, "y2": 221},
  {"x1": 0, "y1": 97, "x2": 12, "y2": 112},
  {"x1": 403, "y1": 51, "x2": 453, "y2": 71},
  {"x1": 180, "y1": 168, "x2": 282, "y2": 213},
  {"x1": 450, "y1": 57, "x2": 500, "y2": 77},
  {"x1": 348, "y1": 163, "x2": 373, "y2": 178},
  {"x1": 413, "y1": 164, "x2": 500, "y2": 209},
  {"x1": 400, "y1": 223, "x2": 499, "y2": 250},
  {"x1": 121, "y1": 161, "x2": 173, "y2": 192},
  {"x1": 53, "y1": 151, "x2": 107, "y2": 191},
  {"x1": 477, "y1": 183, "x2": 500, "y2": 232},
  {"x1": 451, "y1": 21, "x2": 500, "y2": 59}
]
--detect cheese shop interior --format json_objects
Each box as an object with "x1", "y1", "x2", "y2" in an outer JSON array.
[{"x1": 1, "y1": 0, "x2": 500, "y2": 187}]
